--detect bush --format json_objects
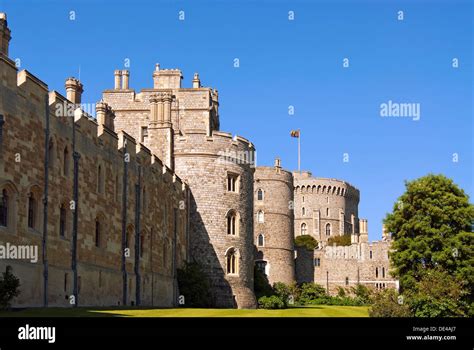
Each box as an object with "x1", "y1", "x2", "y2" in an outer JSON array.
[
  {"x1": 298, "y1": 283, "x2": 327, "y2": 304},
  {"x1": 295, "y1": 235, "x2": 318, "y2": 251},
  {"x1": 254, "y1": 266, "x2": 273, "y2": 300},
  {"x1": 273, "y1": 282, "x2": 292, "y2": 306},
  {"x1": 327, "y1": 234, "x2": 352, "y2": 246},
  {"x1": 258, "y1": 295, "x2": 286, "y2": 309},
  {"x1": 0, "y1": 266, "x2": 20, "y2": 310},
  {"x1": 177, "y1": 262, "x2": 212, "y2": 307},
  {"x1": 369, "y1": 289, "x2": 412, "y2": 317},
  {"x1": 337, "y1": 287, "x2": 346, "y2": 298},
  {"x1": 351, "y1": 284, "x2": 373, "y2": 305}
]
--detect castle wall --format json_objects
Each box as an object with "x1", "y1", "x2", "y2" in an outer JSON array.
[
  {"x1": 254, "y1": 164, "x2": 295, "y2": 285},
  {"x1": 0, "y1": 50, "x2": 188, "y2": 307}
]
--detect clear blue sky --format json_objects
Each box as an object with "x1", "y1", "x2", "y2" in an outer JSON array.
[{"x1": 1, "y1": 0, "x2": 472, "y2": 241}]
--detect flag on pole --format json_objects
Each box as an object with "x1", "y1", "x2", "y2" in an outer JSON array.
[{"x1": 290, "y1": 130, "x2": 300, "y2": 138}]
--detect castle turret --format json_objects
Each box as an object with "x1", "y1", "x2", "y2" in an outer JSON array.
[
  {"x1": 153, "y1": 64, "x2": 182, "y2": 89},
  {"x1": 65, "y1": 77, "x2": 83, "y2": 105},
  {"x1": 359, "y1": 219, "x2": 368, "y2": 243},
  {"x1": 96, "y1": 101, "x2": 115, "y2": 132},
  {"x1": 0, "y1": 13, "x2": 11, "y2": 57},
  {"x1": 254, "y1": 159, "x2": 296, "y2": 285},
  {"x1": 192, "y1": 73, "x2": 200, "y2": 88}
]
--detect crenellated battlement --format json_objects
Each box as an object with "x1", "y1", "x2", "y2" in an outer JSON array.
[{"x1": 294, "y1": 176, "x2": 360, "y2": 200}]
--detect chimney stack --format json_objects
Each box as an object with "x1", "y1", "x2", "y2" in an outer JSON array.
[
  {"x1": 114, "y1": 70, "x2": 122, "y2": 90},
  {"x1": 65, "y1": 78, "x2": 84, "y2": 105},
  {"x1": 121, "y1": 70, "x2": 129, "y2": 89},
  {"x1": 192, "y1": 73, "x2": 200, "y2": 88},
  {"x1": 96, "y1": 101, "x2": 115, "y2": 131},
  {"x1": 0, "y1": 13, "x2": 11, "y2": 57}
]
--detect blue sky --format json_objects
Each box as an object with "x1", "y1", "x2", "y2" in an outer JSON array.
[{"x1": 1, "y1": 0, "x2": 472, "y2": 241}]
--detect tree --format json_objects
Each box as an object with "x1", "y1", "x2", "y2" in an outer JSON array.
[
  {"x1": 327, "y1": 234, "x2": 351, "y2": 246},
  {"x1": 0, "y1": 266, "x2": 20, "y2": 309},
  {"x1": 369, "y1": 289, "x2": 412, "y2": 317},
  {"x1": 176, "y1": 262, "x2": 212, "y2": 307},
  {"x1": 384, "y1": 174, "x2": 474, "y2": 294},
  {"x1": 295, "y1": 235, "x2": 318, "y2": 250}
]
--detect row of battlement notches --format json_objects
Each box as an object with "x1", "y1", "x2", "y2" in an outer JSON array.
[
  {"x1": 177, "y1": 130, "x2": 255, "y2": 150},
  {"x1": 294, "y1": 178, "x2": 359, "y2": 198}
]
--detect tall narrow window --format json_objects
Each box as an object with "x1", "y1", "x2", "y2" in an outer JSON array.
[
  {"x1": 257, "y1": 189, "x2": 264, "y2": 201},
  {"x1": 227, "y1": 174, "x2": 238, "y2": 192},
  {"x1": 63, "y1": 146, "x2": 70, "y2": 176},
  {"x1": 59, "y1": 204, "x2": 66, "y2": 237},
  {"x1": 370, "y1": 250, "x2": 373, "y2": 259},
  {"x1": 345, "y1": 277, "x2": 349, "y2": 286},
  {"x1": 226, "y1": 248, "x2": 238, "y2": 275},
  {"x1": 95, "y1": 219, "x2": 101, "y2": 247},
  {"x1": 257, "y1": 210, "x2": 264, "y2": 224},
  {"x1": 382, "y1": 267, "x2": 385, "y2": 278},
  {"x1": 326, "y1": 208, "x2": 330, "y2": 217},
  {"x1": 227, "y1": 211, "x2": 238, "y2": 236},
  {"x1": 97, "y1": 165, "x2": 104, "y2": 194},
  {"x1": 27, "y1": 192, "x2": 36, "y2": 229},
  {"x1": 302, "y1": 207, "x2": 305, "y2": 216},
  {"x1": 375, "y1": 267, "x2": 379, "y2": 278},
  {"x1": 302, "y1": 196, "x2": 305, "y2": 203},
  {"x1": 325, "y1": 223, "x2": 331, "y2": 236},
  {"x1": 301, "y1": 223, "x2": 307, "y2": 235},
  {"x1": 141, "y1": 126, "x2": 148, "y2": 143},
  {"x1": 257, "y1": 234, "x2": 264, "y2": 247},
  {"x1": 0, "y1": 189, "x2": 8, "y2": 227}
]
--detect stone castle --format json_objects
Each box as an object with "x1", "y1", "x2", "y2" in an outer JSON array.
[{"x1": 0, "y1": 14, "x2": 397, "y2": 309}]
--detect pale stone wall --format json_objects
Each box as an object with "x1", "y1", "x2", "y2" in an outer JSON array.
[{"x1": 254, "y1": 163, "x2": 295, "y2": 285}]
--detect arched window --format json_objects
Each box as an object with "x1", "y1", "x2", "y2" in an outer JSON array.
[
  {"x1": 27, "y1": 192, "x2": 37, "y2": 229},
  {"x1": 257, "y1": 210, "x2": 264, "y2": 223},
  {"x1": 95, "y1": 219, "x2": 101, "y2": 247},
  {"x1": 325, "y1": 223, "x2": 331, "y2": 236},
  {"x1": 97, "y1": 165, "x2": 104, "y2": 194},
  {"x1": 302, "y1": 207, "x2": 305, "y2": 216},
  {"x1": 226, "y1": 248, "x2": 238, "y2": 275},
  {"x1": 59, "y1": 204, "x2": 67, "y2": 237},
  {"x1": 257, "y1": 189, "x2": 264, "y2": 201},
  {"x1": 375, "y1": 267, "x2": 379, "y2": 278},
  {"x1": 63, "y1": 146, "x2": 70, "y2": 177},
  {"x1": 227, "y1": 210, "x2": 238, "y2": 236},
  {"x1": 0, "y1": 189, "x2": 8, "y2": 227},
  {"x1": 257, "y1": 234, "x2": 264, "y2": 247},
  {"x1": 301, "y1": 223, "x2": 307, "y2": 235}
]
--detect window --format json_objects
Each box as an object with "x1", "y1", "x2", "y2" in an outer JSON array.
[
  {"x1": 375, "y1": 267, "x2": 378, "y2": 278},
  {"x1": 255, "y1": 260, "x2": 267, "y2": 275},
  {"x1": 257, "y1": 189, "x2": 264, "y2": 201},
  {"x1": 314, "y1": 258, "x2": 320, "y2": 267},
  {"x1": 257, "y1": 210, "x2": 264, "y2": 224},
  {"x1": 345, "y1": 277, "x2": 349, "y2": 286},
  {"x1": 97, "y1": 165, "x2": 104, "y2": 194},
  {"x1": 257, "y1": 234, "x2": 264, "y2": 247},
  {"x1": 0, "y1": 189, "x2": 7, "y2": 227},
  {"x1": 226, "y1": 248, "x2": 238, "y2": 275},
  {"x1": 326, "y1": 196, "x2": 329, "y2": 204},
  {"x1": 369, "y1": 250, "x2": 373, "y2": 259},
  {"x1": 141, "y1": 126, "x2": 148, "y2": 143},
  {"x1": 325, "y1": 223, "x2": 331, "y2": 236},
  {"x1": 227, "y1": 211, "x2": 238, "y2": 236},
  {"x1": 302, "y1": 207, "x2": 305, "y2": 216},
  {"x1": 63, "y1": 147, "x2": 70, "y2": 176},
  {"x1": 382, "y1": 267, "x2": 385, "y2": 278},
  {"x1": 301, "y1": 223, "x2": 307, "y2": 235},
  {"x1": 95, "y1": 219, "x2": 101, "y2": 247},
  {"x1": 326, "y1": 208, "x2": 330, "y2": 217},
  {"x1": 59, "y1": 204, "x2": 66, "y2": 237},
  {"x1": 227, "y1": 174, "x2": 238, "y2": 192},
  {"x1": 302, "y1": 196, "x2": 305, "y2": 203},
  {"x1": 27, "y1": 192, "x2": 37, "y2": 229}
]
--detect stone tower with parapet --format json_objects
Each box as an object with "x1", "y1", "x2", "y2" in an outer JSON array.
[
  {"x1": 293, "y1": 171, "x2": 367, "y2": 245},
  {"x1": 102, "y1": 66, "x2": 256, "y2": 308},
  {"x1": 254, "y1": 158, "x2": 296, "y2": 285}
]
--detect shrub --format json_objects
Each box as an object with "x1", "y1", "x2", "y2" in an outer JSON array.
[
  {"x1": 337, "y1": 287, "x2": 346, "y2": 298},
  {"x1": 258, "y1": 295, "x2": 286, "y2": 309},
  {"x1": 273, "y1": 282, "x2": 292, "y2": 306},
  {"x1": 298, "y1": 283, "x2": 327, "y2": 304},
  {"x1": 369, "y1": 289, "x2": 412, "y2": 317},
  {"x1": 177, "y1": 262, "x2": 212, "y2": 307},
  {"x1": 0, "y1": 266, "x2": 20, "y2": 310},
  {"x1": 295, "y1": 235, "x2": 318, "y2": 251},
  {"x1": 327, "y1": 234, "x2": 351, "y2": 246},
  {"x1": 351, "y1": 284, "x2": 373, "y2": 305}
]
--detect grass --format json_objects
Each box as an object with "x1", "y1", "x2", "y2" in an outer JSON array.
[{"x1": 0, "y1": 305, "x2": 369, "y2": 317}]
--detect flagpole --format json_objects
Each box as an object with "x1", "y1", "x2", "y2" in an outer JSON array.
[{"x1": 298, "y1": 129, "x2": 301, "y2": 174}]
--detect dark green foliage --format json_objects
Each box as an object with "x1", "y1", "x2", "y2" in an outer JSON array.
[
  {"x1": 369, "y1": 289, "x2": 412, "y2": 317},
  {"x1": 177, "y1": 262, "x2": 212, "y2": 308},
  {"x1": 0, "y1": 266, "x2": 20, "y2": 310},
  {"x1": 298, "y1": 282, "x2": 327, "y2": 304},
  {"x1": 258, "y1": 295, "x2": 286, "y2": 309},
  {"x1": 350, "y1": 284, "x2": 373, "y2": 305},
  {"x1": 327, "y1": 234, "x2": 352, "y2": 246},
  {"x1": 295, "y1": 235, "x2": 318, "y2": 250},
  {"x1": 384, "y1": 174, "x2": 474, "y2": 294},
  {"x1": 254, "y1": 266, "x2": 273, "y2": 299},
  {"x1": 337, "y1": 287, "x2": 346, "y2": 297}
]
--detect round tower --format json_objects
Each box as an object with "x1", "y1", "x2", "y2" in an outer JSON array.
[
  {"x1": 293, "y1": 171, "x2": 360, "y2": 245},
  {"x1": 254, "y1": 159, "x2": 296, "y2": 285},
  {"x1": 174, "y1": 130, "x2": 257, "y2": 309}
]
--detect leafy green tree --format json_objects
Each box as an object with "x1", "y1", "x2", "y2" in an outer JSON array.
[
  {"x1": 327, "y1": 234, "x2": 352, "y2": 246},
  {"x1": 295, "y1": 235, "x2": 318, "y2": 250},
  {"x1": 0, "y1": 266, "x2": 20, "y2": 309},
  {"x1": 369, "y1": 289, "x2": 412, "y2": 317},
  {"x1": 177, "y1": 262, "x2": 212, "y2": 307},
  {"x1": 384, "y1": 174, "x2": 474, "y2": 293}
]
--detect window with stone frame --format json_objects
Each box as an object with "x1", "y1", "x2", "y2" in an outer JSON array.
[
  {"x1": 257, "y1": 210, "x2": 264, "y2": 224},
  {"x1": 325, "y1": 223, "x2": 331, "y2": 236},
  {"x1": 301, "y1": 223, "x2": 307, "y2": 235},
  {"x1": 227, "y1": 173, "x2": 239, "y2": 192},
  {"x1": 226, "y1": 248, "x2": 238, "y2": 275},
  {"x1": 227, "y1": 210, "x2": 238, "y2": 235},
  {"x1": 257, "y1": 188, "x2": 264, "y2": 201},
  {"x1": 257, "y1": 234, "x2": 264, "y2": 247}
]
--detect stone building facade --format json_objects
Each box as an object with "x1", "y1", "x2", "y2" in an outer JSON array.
[{"x1": 0, "y1": 14, "x2": 188, "y2": 308}]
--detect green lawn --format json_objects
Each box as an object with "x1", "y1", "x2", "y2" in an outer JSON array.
[{"x1": 0, "y1": 305, "x2": 368, "y2": 317}]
